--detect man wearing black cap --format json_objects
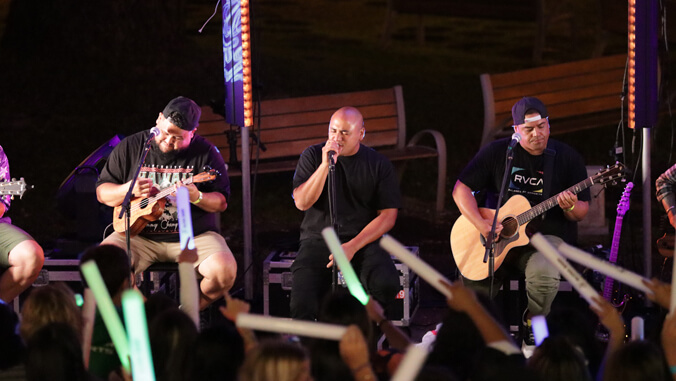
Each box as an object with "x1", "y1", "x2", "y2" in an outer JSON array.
[
  {"x1": 452, "y1": 96, "x2": 590, "y2": 348},
  {"x1": 96, "y1": 96, "x2": 236, "y2": 309}
]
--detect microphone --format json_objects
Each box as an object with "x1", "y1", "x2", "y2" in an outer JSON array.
[
  {"x1": 508, "y1": 132, "x2": 521, "y2": 149},
  {"x1": 327, "y1": 150, "x2": 336, "y2": 169},
  {"x1": 149, "y1": 127, "x2": 161, "y2": 138}
]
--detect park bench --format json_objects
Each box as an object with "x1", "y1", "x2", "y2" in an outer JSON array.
[
  {"x1": 479, "y1": 53, "x2": 627, "y2": 147},
  {"x1": 197, "y1": 85, "x2": 448, "y2": 214}
]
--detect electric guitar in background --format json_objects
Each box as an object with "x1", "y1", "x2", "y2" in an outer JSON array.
[
  {"x1": 0, "y1": 178, "x2": 33, "y2": 199},
  {"x1": 602, "y1": 181, "x2": 633, "y2": 308},
  {"x1": 450, "y1": 163, "x2": 625, "y2": 281},
  {"x1": 595, "y1": 181, "x2": 632, "y2": 342},
  {"x1": 112, "y1": 170, "x2": 218, "y2": 236}
]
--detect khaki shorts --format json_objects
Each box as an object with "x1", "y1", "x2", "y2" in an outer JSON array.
[
  {"x1": 101, "y1": 231, "x2": 233, "y2": 274},
  {"x1": 0, "y1": 222, "x2": 35, "y2": 267}
]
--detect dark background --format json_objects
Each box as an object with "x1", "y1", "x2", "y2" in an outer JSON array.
[{"x1": 0, "y1": 0, "x2": 674, "y2": 315}]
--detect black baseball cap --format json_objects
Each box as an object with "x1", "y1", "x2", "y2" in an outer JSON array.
[
  {"x1": 162, "y1": 96, "x2": 201, "y2": 130},
  {"x1": 511, "y1": 97, "x2": 548, "y2": 126}
]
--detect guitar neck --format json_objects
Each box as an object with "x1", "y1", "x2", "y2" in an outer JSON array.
[
  {"x1": 603, "y1": 215, "x2": 625, "y2": 300},
  {"x1": 516, "y1": 176, "x2": 595, "y2": 225},
  {"x1": 146, "y1": 177, "x2": 195, "y2": 203}
]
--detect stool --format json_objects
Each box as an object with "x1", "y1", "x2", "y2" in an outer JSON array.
[{"x1": 141, "y1": 262, "x2": 179, "y2": 300}]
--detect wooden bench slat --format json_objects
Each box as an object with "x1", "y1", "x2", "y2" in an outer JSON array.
[
  {"x1": 259, "y1": 88, "x2": 397, "y2": 115},
  {"x1": 481, "y1": 54, "x2": 628, "y2": 147}
]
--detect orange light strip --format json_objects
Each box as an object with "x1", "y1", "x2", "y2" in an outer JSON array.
[
  {"x1": 241, "y1": 0, "x2": 253, "y2": 127},
  {"x1": 628, "y1": 0, "x2": 636, "y2": 129}
]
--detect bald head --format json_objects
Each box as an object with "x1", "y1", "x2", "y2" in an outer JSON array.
[{"x1": 328, "y1": 107, "x2": 365, "y2": 156}]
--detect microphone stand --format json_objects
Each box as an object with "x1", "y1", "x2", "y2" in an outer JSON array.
[
  {"x1": 118, "y1": 134, "x2": 155, "y2": 281},
  {"x1": 484, "y1": 144, "x2": 516, "y2": 297},
  {"x1": 327, "y1": 153, "x2": 338, "y2": 291}
]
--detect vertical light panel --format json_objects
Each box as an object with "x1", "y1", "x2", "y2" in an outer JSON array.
[
  {"x1": 222, "y1": 0, "x2": 253, "y2": 128},
  {"x1": 628, "y1": 0, "x2": 658, "y2": 129}
]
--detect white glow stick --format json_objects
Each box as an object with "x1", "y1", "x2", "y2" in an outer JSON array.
[
  {"x1": 530, "y1": 234, "x2": 600, "y2": 310},
  {"x1": 176, "y1": 186, "x2": 200, "y2": 329},
  {"x1": 380, "y1": 235, "x2": 453, "y2": 299},
  {"x1": 81, "y1": 288, "x2": 96, "y2": 369},
  {"x1": 236, "y1": 313, "x2": 347, "y2": 340},
  {"x1": 556, "y1": 242, "x2": 653, "y2": 295},
  {"x1": 177, "y1": 187, "x2": 196, "y2": 251},
  {"x1": 391, "y1": 345, "x2": 429, "y2": 381},
  {"x1": 321, "y1": 227, "x2": 369, "y2": 305},
  {"x1": 531, "y1": 315, "x2": 549, "y2": 346},
  {"x1": 80, "y1": 261, "x2": 131, "y2": 372},
  {"x1": 122, "y1": 289, "x2": 156, "y2": 381},
  {"x1": 672, "y1": 242, "x2": 676, "y2": 314},
  {"x1": 631, "y1": 316, "x2": 644, "y2": 341}
]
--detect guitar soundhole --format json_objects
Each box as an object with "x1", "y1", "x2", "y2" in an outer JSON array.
[
  {"x1": 139, "y1": 198, "x2": 149, "y2": 209},
  {"x1": 501, "y1": 217, "x2": 519, "y2": 239}
]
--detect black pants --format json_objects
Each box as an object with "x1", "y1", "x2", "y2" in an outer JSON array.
[{"x1": 290, "y1": 238, "x2": 400, "y2": 321}]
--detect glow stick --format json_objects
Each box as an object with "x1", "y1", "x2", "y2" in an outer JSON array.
[
  {"x1": 122, "y1": 289, "x2": 156, "y2": 381},
  {"x1": 380, "y1": 235, "x2": 453, "y2": 299},
  {"x1": 236, "y1": 313, "x2": 347, "y2": 340},
  {"x1": 391, "y1": 345, "x2": 428, "y2": 381},
  {"x1": 80, "y1": 261, "x2": 131, "y2": 372},
  {"x1": 176, "y1": 186, "x2": 200, "y2": 329},
  {"x1": 672, "y1": 242, "x2": 676, "y2": 314},
  {"x1": 530, "y1": 234, "x2": 600, "y2": 310},
  {"x1": 631, "y1": 316, "x2": 644, "y2": 341},
  {"x1": 81, "y1": 288, "x2": 96, "y2": 369},
  {"x1": 557, "y1": 242, "x2": 653, "y2": 295},
  {"x1": 321, "y1": 227, "x2": 369, "y2": 305},
  {"x1": 177, "y1": 186, "x2": 196, "y2": 251},
  {"x1": 531, "y1": 315, "x2": 549, "y2": 346}
]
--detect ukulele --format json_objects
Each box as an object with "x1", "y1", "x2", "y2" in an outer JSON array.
[{"x1": 112, "y1": 170, "x2": 217, "y2": 236}]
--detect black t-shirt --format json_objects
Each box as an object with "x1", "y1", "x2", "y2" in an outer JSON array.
[
  {"x1": 457, "y1": 138, "x2": 590, "y2": 244},
  {"x1": 97, "y1": 130, "x2": 230, "y2": 242},
  {"x1": 293, "y1": 143, "x2": 401, "y2": 241}
]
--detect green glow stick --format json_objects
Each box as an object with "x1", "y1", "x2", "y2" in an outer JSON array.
[
  {"x1": 321, "y1": 227, "x2": 369, "y2": 305},
  {"x1": 80, "y1": 260, "x2": 131, "y2": 372},
  {"x1": 122, "y1": 289, "x2": 156, "y2": 381}
]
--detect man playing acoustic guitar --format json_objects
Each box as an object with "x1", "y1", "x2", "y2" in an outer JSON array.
[
  {"x1": 96, "y1": 96, "x2": 236, "y2": 310},
  {"x1": 451, "y1": 97, "x2": 590, "y2": 347}
]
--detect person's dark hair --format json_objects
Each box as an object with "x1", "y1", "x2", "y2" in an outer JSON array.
[
  {"x1": 24, "y1": 322, "x2": 91, "y2": 381},
  {"x1": 309, "y1": 289, "x2": 371, "y2": 381},
  {"x1": 527, "y1": 336, "x2": 592, "y2": 381},
  {"x1": 546, "y1": 304, "x2": 603, "y2": 376},
  {"x1": 19, "y1": 282, "x2": 83, "y2": 342},
  {"x1": 191, "y1": 322, "x2": 245, "y2": 381},
  {"x1": 426, "y1": 292, "x2": 503, "y2": 380},
  {"x1": 144, "y1": 290, "x2": 179, "y2": 325},
  {"x1": 149, "y1": 308, "x2": 198, "y2": 381},
  {"x1": 414, "y1": 364, "x2": 461, "y2": 381},
  {"x1": 79, "y1": 244, "x2": 130, "y2": 297},
  {"x1": 602, "y1": 340, "x2": 670, "y2": 381},
  {"x1": 0, "y1": 301, "x2": 25, "y2": 370},
  {"x1": 239, "y1": 339, "x2": 310, "y2": 381}
]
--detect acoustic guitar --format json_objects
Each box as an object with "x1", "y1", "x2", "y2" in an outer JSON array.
[
  {"x1": 450, "y1": 163, "x2": 625, "y2": 281},
  {"x1": 113, "y1": 170, "x2": 217, "y2": 236}
]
